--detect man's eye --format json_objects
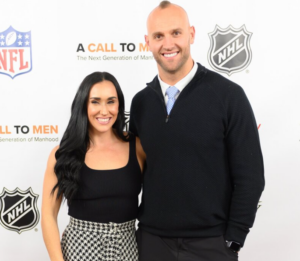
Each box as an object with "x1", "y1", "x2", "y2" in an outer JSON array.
[
  {"x1": 155, "y1": 35, "x2": 162, "y2": 39},
  {"x1": 174, "y1": 31, "x2": 180, "y2": 36}
]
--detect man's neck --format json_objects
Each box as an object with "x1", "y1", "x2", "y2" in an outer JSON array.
[{"x1": 158, "y1": 59, "x2": 194, "y2": 86}]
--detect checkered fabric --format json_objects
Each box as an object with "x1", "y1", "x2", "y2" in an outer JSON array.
[{"x1": 61, "y1": 217, "x2": 138, "y2": 261}]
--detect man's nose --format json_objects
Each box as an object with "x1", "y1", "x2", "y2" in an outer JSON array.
[{"x1": 162, "y1": 35, "x2": 175, "y2": 50}]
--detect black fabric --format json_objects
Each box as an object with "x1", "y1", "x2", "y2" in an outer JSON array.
[
  {"x1": 136, "y1": 228, "x2": 238, "y2": 261},
  {"x1": 68, "y1": 138, "x2": 142, "y2": 223},
  {"x1": 129, "y1": 63, "x2": 264, "y2": 246}
]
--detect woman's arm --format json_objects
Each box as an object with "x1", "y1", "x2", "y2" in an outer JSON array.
[
  {"x1": 136, "y1": 137, "x2": 146, "y2": 172},
  {"x1": 41, "y1": 146, "x2": 64, "y2": 261}
]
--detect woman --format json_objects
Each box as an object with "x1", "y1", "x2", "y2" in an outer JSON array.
[{"x1": 41, "y1": 72, "x2": 145, "y2": 261}]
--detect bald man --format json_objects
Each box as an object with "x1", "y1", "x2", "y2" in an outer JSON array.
[{"x1": 129, "y1": 1, "x2": 264, "y2": 261}]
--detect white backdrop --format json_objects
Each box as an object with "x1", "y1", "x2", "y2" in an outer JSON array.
[{"x1": 0, "y1": 0, "x2": 300, "y2": 260}]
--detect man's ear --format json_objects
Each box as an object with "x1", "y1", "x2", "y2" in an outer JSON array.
[
  {"x1": 189, "y1": 26, "x2": 195, "y2": 44},
  {"x1": 145, "y1": 35, "x2": 150, "y2": 48}
]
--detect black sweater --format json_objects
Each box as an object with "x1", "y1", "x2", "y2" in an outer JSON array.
[{"x1": 130, "y1": 63, "x2": 264, "y2": 246}]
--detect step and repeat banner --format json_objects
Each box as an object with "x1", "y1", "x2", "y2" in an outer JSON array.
[{"x1": 0, "y1": 0, "x2": 299, "y2": 260}]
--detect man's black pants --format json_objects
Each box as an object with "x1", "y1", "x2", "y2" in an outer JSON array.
[{"x1": 136, "y1": 229, "x2": 239, "y2": 261}]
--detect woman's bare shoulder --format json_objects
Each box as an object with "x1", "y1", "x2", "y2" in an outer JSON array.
[
  {"x1": 135, "y1": 136, "x2": 146, "y2": 171},
  {"x1": 47, "y1": 145, "x2": 59, "y2": 165}
]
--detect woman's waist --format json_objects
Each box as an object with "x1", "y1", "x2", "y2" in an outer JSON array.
[
  {"x1": 68, "y1": 199, "x2": 138, "y2": 224},
  {"x1": 68, "y1": 216, "x2": 136, "y2": 234}
]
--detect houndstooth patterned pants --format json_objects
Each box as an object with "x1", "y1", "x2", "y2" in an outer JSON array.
[{"x1": 61, "y1": 217, "x2": 138, "y2": 261}]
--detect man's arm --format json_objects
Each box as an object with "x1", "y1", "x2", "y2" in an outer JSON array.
[
  {"x1": 129, "y1": 95, "x2": 139, "y2": 137},
  {"x1": 224, "y1": 86, "x2": 265, "y2": 247}
]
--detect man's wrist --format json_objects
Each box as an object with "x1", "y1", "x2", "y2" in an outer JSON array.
[{"x1": 226, "y1": 240, "x2": 241, "y2": 253}]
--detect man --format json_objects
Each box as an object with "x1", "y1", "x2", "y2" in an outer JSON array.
[{"x1": 130, "y1": 1, "x2": 264, "y2": 260}]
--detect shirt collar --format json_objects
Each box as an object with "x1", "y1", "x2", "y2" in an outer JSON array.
[{"x1": 158, "y1": 61, "x2": 198, "y2": 96}]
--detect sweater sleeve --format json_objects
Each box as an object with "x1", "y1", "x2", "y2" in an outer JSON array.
[
  {"x1": 224, "y1": 86, "x2": 265, "y2": 247},
  {"x1": 129, "y1": 95, "x2": 139, "y2": 137}
]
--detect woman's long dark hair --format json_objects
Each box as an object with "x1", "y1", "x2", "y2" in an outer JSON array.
[{"x1": 52, "y1": 72, "x2": 129, "y2": 203}]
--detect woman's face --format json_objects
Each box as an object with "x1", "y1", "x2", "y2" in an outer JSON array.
[{"x1": 87, "y1": 80, "x2": 119, "y2": 134}]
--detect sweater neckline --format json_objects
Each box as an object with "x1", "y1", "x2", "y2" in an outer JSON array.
[{"x1": 147, "y1": 63, "x2": 207, "y2": 95}]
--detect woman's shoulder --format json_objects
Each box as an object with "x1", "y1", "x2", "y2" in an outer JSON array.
[
  {"x1": 47, "y1": 145, "x2": 59, "y2": 164},
  {"x1": 135, "y1": 136, "x2": 145, "y2": 157},
  {"x1": 122, "y1": 131, "x2": 136, "y2": 142},
  {"x1": 51, "y1": 145, "x2": 59, "y2": 156},
  {"x1": 135, "y1": 136, "x2": 146, "y2": 172},
  {"x1": 135, "y1": 136, "x2": 144, "y2": 152}
]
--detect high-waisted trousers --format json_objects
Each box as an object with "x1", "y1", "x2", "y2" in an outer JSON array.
[{"x1": 61, "y1": 217, "x2": 138, "y2": 261}]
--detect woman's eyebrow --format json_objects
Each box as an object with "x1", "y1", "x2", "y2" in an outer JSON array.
[{"x1": 89, "y1": 97, "x2": 117, "y2": 100}]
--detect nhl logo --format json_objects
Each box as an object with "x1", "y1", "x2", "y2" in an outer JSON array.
[
  {"x1": 0, "y1": 26, "x2": 32, "y2": 79},
  {"x1": 0, "y1": 188, "x2": 39, "y2": 234},
  {"x1": 208, "y1": 25, "x2": 252, "y2": 75}
]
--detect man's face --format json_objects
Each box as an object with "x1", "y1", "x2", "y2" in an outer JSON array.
[{"x1": 145, "y1": 5, "x2": 195, "y2": 76}]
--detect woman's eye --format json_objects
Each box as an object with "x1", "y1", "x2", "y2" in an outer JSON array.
[
  {"x1": 91, "y1": 100, "x2": 98, "y2": 104},
  {"x1": 108, "y1": 101, "x2": 115, "y2": 104}
]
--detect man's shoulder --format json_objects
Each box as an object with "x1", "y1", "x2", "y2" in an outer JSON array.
[
  {"x1": 132, "y1": 85, "x2": 150, "y2": 100},
  {"x1": 204, "y1": 66, "x2": 241, "y2": 89},
  {"x1": 132, "y1": 76, "x2": 158, "y2": 103},
  {"x1": 201, "y1": 65, "x2": 245, "y2": 98}
]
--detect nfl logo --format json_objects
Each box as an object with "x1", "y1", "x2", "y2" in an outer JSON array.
[
  {"x1": 0, "y1": 187, "x2": 39, "y2": 234},
  {"x1": 0, "y1": 26, "x2": 32, "y2": 79},
  {"x1": 208, "y1": 25, "x2": 252, "y2": 76}
]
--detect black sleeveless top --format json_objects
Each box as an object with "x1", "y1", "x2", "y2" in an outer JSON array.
[{"x1": 68, "y1": 138, "x2": 142, "y2": 223}]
